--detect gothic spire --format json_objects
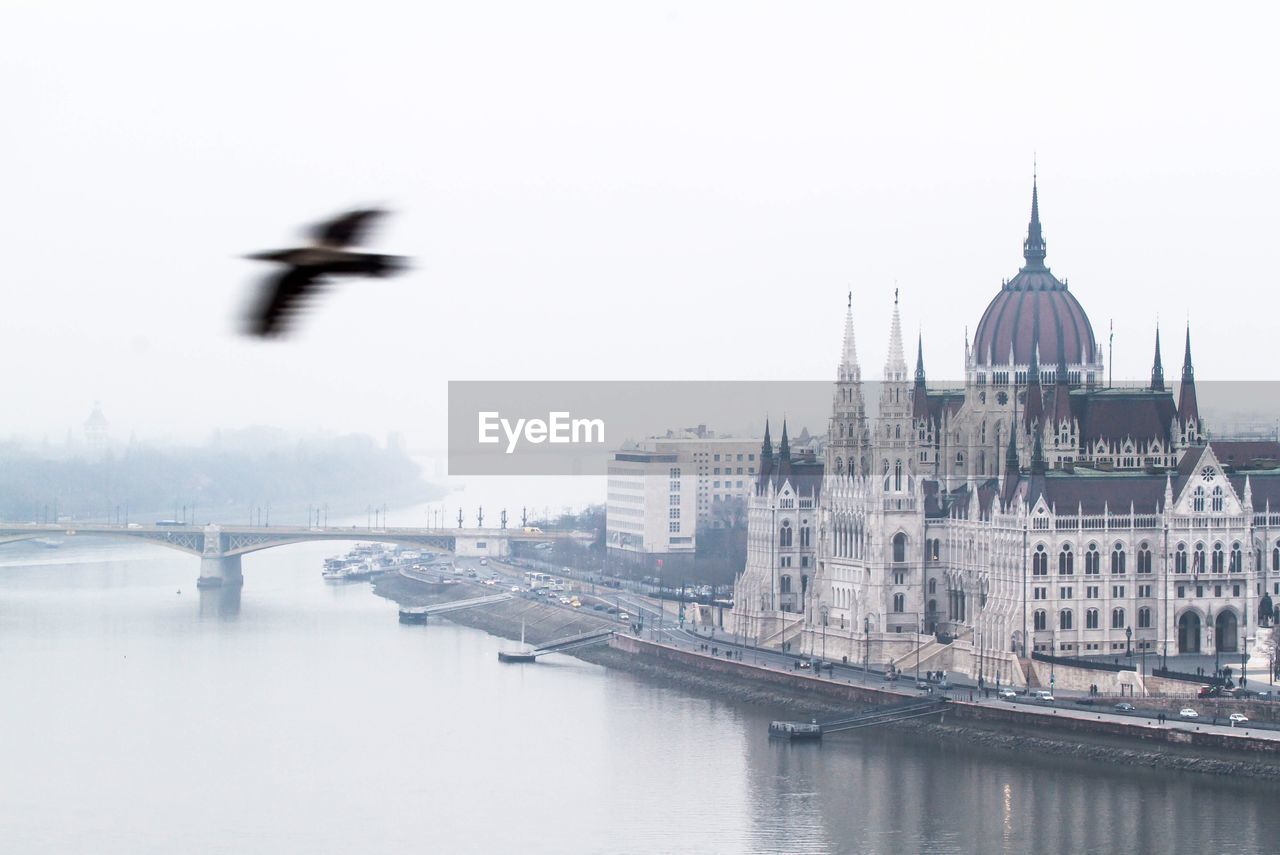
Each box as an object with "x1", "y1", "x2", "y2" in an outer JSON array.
[
  {"x1": 911, "y1": 332, "x2": 930, "y2": 420},
  {"x1": 1030, "y1": 427, "x2": 1047, "y2": 476},
  {"x1": 1023, "y1": 312, "x2": 1045, "y2": 433},
  {"x1": 777, "y1": 419, "x2": 792, "y2": 481},
  {"x1": 884, "y1": 288, "x2": 906, "y2": 382},
  {"x1": 1005, "y1": 416, "x2": 1019, "y2": 471},
  {"x1": 1150, "y1": 326, "x2": 1165, "y2": 391},
  {"x1": 1023, "y1": 172, "x2": 1047, "y2": 270},
  {"x1": 1179, "y1": 325, "x2": 1200, "y2": 425},
  {"x1": 761, "y1": 419, "x2": 773, "y2": 461},
  {"x1": 839, "y1": 290, "x2": 861, "y2": 382},
  {"x1": 914, "y1": 333, "x2": 926, "y2": 388}
]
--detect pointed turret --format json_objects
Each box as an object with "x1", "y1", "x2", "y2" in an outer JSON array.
[
  {"x1": 1048, "y1": 317, "x2": 1073, "y2": 426},
  {"x1": 1022, "y1": 322, "x2": 1045, "y2": 434},
  {"x1": 1177, "y1": 327, "x2": 1198, "y2": 445},
  {"x1": 840, "y1": 290, "x2": 860, "y2": 383},
  {"x1": 911, "y1": 333, "x2": 929, "y2": 420},
  {"x1": 1030, "y1": 428, "x2": 1047, "y2": 476},
  {"x1": 1002, "y1": 417, "x2": 1021, "y2": 505},
  {"x1": 777, "y1": 420, "x2": 792, "y2": 481},
  {"x1": 1022, "y1": 173, "x2": 1047, "y2": 270},
  {"x1": 884, "y1": 288, "x2": 906, "y2": 383},
  {"x1": 1178, "y1": 325, "x2": 1199, "y2": 424},
  {"x1": 757, "y1": 419, "x2": 774, "y2": 489},
  {"x1": 1150, "y1": 326, "x2": 1165, "y2": 392}
]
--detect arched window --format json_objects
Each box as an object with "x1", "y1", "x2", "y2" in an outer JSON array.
[
  {"x1": 1138, "y1": 607, "x2": 1152, "y2": 629},
  {"x1": 1193, "y1": 486, "x2": 1205, "y2": 513},
  {"x1": 928, "y1": 578, "x2": 937, "y2": 594},
  {"x1": 800, "y1": 525, "x2": 811, "y2": 548},
  {"x1": 1230, "y1": 542, "x2": 1242, "y2": 573},
  {"x1": 893, "y1": 593, "x2": 905, "y2": 613},
  {"x1": 1059, "y1": 544, "x2": 1074, "y2": 576},
  {"x1": 780, "y1": 575, "x2": 792, "y2": 593},
  {"x1": 1086, "y1": 608, "x2": 1099, "y2": 629},
  {"x1": 1211, "y1": 486, "x2": 1224, "y2": 512},
  {"x1": 1084, "y1": 543, "x2": 1100, "y2": 575},
  {"x1": 1111, "y1": 543, "x2": 1126, "y2": 575},
  {"x1": 1060, "y1": 609, "x2": 1073, "y2": 630},
  {"x1": 1193, "y1": 543, "x2": 1205, "y2": 574},
  {"x1": 1175, "y1": 543, "x2": 1188, "y2": 574},
  {"x1": 1138, "y1": 543, "x2": 1152, "y2": 574},
  {"x1": 779, "y1": 521, "x2": 792, "y2": 547},
  {"x1": 1212, "y1": 542, "x2": 1224, "y2": 574},
  {"x1": 1274, "y1": 543, "x2": 1280, "y2": 573},
  {"x1": 1033, "y1": 544, "x2": 1048, "y2": 576},
  {"x1": 1034, "y1": 610, "x2": 1047, "y2": 631},
  {"x1": 1111, "y1": 607, "x2": 1126, "y2": 629},
  {"x1": 893, "y1": 532, "x2": 907, "y2": 563}
]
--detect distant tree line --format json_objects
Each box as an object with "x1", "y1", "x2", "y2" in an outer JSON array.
[{"x1": 0, "y1": 428, "x2": 437, "y2": 524}]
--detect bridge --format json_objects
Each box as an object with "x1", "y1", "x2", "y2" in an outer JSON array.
[
  {"x1": 0, "y1": 522, "x2": 579, "y2": 587},
  {"x1": 398, "y1": 593, "x2": 514, "y2": 623}
]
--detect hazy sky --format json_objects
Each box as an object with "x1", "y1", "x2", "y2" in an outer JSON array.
[{"x1": 5, "y1": 1, "x2": 1278, "y2": 449}]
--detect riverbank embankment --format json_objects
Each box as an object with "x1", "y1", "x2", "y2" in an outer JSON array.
[{"x1": 372, "y1": 570, "x2": 1280, "y2": 782}]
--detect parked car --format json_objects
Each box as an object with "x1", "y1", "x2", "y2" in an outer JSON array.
[
  {"x1": 618, "y1": 612, "x2": 630, "y2": 623},
  {"x1": 1229, "y1": 713, "x2": 1249, "y2": 724},
  {"x1": 1114, "y1": 702, "x2": 1135, "y2": 712},
  {"x1": 1179, "y1": 708, "x2": 1199, "y2": 719},
  {"x1": 998, "y1": 688, "x2": 1017, "y2": 700},
  {"x1": 1033, "y1": 690, "x2": 1055, "y2": 702}
]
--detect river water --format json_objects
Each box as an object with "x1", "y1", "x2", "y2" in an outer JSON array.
[{"x1": 1, "y1": 538, "x2": 1277, "y2": 854}]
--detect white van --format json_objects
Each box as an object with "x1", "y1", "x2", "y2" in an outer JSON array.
[{"x1": 1033, "y1": 690, "x2": 1055, "y2": 702}]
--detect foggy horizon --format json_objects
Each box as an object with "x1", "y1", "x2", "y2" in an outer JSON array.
[{"x1": 6, "y1": 3, "x2": 1279, "y2": 450}]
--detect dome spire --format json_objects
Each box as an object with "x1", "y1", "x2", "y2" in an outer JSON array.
[{"x1": 1023, "y1": 170, "x2": 1047, "y2": 270}]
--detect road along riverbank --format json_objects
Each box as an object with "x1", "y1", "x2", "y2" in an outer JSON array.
[{"x1": 372, "y1": 569, "x2": 1280, "y2": 782}]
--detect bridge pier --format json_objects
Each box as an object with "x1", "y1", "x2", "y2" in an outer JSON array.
[{"x1": 197, "y1": 554, "x2": 243, "y2": 588}]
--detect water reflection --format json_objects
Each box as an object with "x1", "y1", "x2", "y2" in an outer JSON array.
[
  {"x1": 0, "y1": 540, "x2": 1276, "y2": 855},
  {"x1": 197, "y1": 583, "x2": 241, "y2": 618}
]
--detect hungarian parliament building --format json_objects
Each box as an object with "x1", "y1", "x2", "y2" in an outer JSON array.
[{"x1": 731, "y1": 179, "x2": 1279, "y2": 685}]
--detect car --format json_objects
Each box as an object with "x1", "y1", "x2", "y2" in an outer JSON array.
[
  {"x1": 1179, "y1": 708, "x2": 1199, "y2": 719},
  {"x1": 798, "y1": 660, "x2": 812, "y2": 670},
  {"x1": 1114, "y1": 702, "x2": 1135, "y2": 712},
  {"x1": 998, "y1": 688, "x2": 1018, "y2": 700},
  {"x1": 607, "y1": 607, "x2": 618, "y2": 614},
  {"x1": 558, "y1": 597, "x2": 570, "y2": 605},
  {"x1": 510, "y1": 586, "x2": 521, "y2": 592},
  {"x1": 618, "y1": 612, "x2": 630, "y2": 622},
  {"x1": 592, "y1": 604, "x2": 605, "y2": 611},
  {"x1": 479, "y1": 558, "x2": 488, "y2": 566},
  {"x1": 1229, "y1": 713, "x2": 1249, "y2": 724},
  {"x1": 916, "y1": 681, "x2": 929, "y2": 690},
  {"x1": 1033, "y1": 690, "x2": 1055, "y2": 702},
  {"x1": 482, "y1": 579, "x2": 496, "y2": 586}
]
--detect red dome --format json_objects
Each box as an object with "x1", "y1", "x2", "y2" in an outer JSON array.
[{"x1": 973, "y1": 180, "x2": 1097, "y2": 367}]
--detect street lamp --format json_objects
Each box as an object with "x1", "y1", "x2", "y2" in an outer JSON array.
[{"x1": 1125, "y1": 625, "x2": 1132, "y2": 657}]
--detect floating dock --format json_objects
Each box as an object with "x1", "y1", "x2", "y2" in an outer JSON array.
[{"x1": 770, "y1": 698, "x2": 950, "y2": 741}]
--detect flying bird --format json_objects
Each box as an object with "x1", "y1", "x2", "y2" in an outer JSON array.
[{"x1": 243, "y1": 209, "x2": 408, "y2": 337}]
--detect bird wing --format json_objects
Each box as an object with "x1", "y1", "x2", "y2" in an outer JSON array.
[
  {"x1": 312, "y1": 209, "x2": 386, "y2": 248},
  {"x1": 246, "y1": 266, "x2": 323, "y2": 337}
]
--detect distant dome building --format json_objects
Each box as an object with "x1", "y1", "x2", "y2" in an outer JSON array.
[
  {"x1": 84, "y1": 401, "x2": 109, "y2": 448},
  {"x1": 972, "y1": 178, "x2": 1101, "y2": 386}
]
